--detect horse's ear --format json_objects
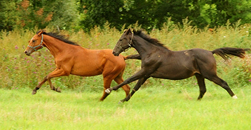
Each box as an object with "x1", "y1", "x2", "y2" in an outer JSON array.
[
  {"x1": 126, "y1": 28, "x2": 132, "y2": 34},
  {"x1": 37, "y1": 30, "x2": 44, "y2": 36}
]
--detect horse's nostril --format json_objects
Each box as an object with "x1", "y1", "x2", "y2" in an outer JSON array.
[
  {"x1": 112, "y1": 51, "x2": 118, "y2": 56},
  {"x1": 24, "y1": 51, "x2": 30, "y2": 56}
]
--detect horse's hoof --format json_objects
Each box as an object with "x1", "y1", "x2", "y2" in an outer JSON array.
[
  {"x1": 118, "y1": 100, "x2": 124, "y2": 104},
  {"x1": 105, "y1": 89, "x2": 111, "y2": 94},
  {"x1": 232, "y1": 95, "x2": 238, "y2": 99},
  {"x1": 56, "y1": 88, "x2": 61, "y2": 93},
  {"x1": 32, "y1": 91, "x2": 36, "y2": 95}
]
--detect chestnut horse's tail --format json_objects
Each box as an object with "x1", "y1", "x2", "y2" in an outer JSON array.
[
  {"x1": 212, "y1": 47, "x2": 250, "y2": 60},
  {"x1": 124, "y1": 54, "x2": 141, "y2": 60}
]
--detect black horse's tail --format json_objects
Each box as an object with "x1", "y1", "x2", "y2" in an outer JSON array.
[
  {"x1": 212, "y1": 47, "x2": 250, "y2": 60},
  {"x1": 124, "y1": 54, "x2": 141, "y2": 60}
]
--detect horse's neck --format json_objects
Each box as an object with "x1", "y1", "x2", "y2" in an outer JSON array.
[
  {"x1": 133, "y1": 38, "x2": 156, "y2": 56},
  {"x1": 133, "y1": 37, "x2": 171, "y2": 58},
  {"x1": 43, "y1": 35, "x2": 78, "y2": 57}
]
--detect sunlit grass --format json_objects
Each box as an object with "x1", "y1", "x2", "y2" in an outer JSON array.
[{"x1": 0, "y1": 86, "x2": 251, "y2": 130}]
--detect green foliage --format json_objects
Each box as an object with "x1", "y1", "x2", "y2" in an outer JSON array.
[
  {"x1": 0, "y1": 0, "x2": 78, "y2": 31},
  {"x1": 79, "y1": 0, "x2": 124, "y2": 32},
  {"x1": 77, "y1": 0, "x2": 251, "y2": 32},
  {"x1": 1, "y1": 0, "x2": 251, "y2": 32},
  {"x1": 0, "y1": 0, "x2": 17, "y2": 31}
]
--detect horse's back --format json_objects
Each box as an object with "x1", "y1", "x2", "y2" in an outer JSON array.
[
  {"x1": 152, "y1": 48, "x2": 216, "y2": 79},
  {"x1": 70, "y1": 49, "x2": 125, "y2": 76}
]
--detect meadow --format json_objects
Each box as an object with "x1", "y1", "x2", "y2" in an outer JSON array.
[
  {"x1": 0, "y1": 21, "x2": 251, "y2": 129},
  {"x1": 1, "y1": 87, "x2": 251, "y2": 130}
]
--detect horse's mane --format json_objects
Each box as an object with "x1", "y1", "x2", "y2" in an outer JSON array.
[
  {"x1": 37, "y1": 31, "x2": 79, "y2": 46},
  {"x1": 133, "y1": 30, "x2": 169, "y2": 50}
]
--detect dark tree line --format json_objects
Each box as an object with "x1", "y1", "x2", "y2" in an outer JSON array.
[{"x1": 1, "y1": 0, "x2": 251, "y2": 32}]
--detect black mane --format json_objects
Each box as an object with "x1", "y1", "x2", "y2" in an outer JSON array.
[
  {"x1": 37, "y1": 31, "x2": 79, "y2": 46},
  {"x1": 133, "y1": 30, "x2": 169, "y2": 50}
]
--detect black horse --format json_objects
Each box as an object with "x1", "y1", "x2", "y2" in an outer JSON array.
[{"x1": 105, "y1": 29, "x2": 249, "y2": 102}]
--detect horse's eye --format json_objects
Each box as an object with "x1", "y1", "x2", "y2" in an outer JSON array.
[{"x1": 32, "y1": 40, "x2": 35, "y2": 43}]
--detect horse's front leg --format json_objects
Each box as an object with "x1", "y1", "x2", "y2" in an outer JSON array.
[
  {"x1": 32, "y1": 76, "x2": 48, "y2": 94},
  {"x1": 120, "y1": 77, "x2": 148, "y2": 102},
  {"x1": 32, "y1": 68, "x2": 68, "y2": 94},
  {"x1": 105, "y1": 69, "x2": 147, "y2": 94}
]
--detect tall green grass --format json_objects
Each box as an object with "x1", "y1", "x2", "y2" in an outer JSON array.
[{"x1": 0, "y1": 21, "x2": 251, "y2": 92}]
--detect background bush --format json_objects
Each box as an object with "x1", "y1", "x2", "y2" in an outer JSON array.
[{"x1": 0, "y1": 21, "x2": 250, "y2": 91}]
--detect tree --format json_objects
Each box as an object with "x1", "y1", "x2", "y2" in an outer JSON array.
[
  {"x1": 79, "y1": 0, "x2": 124, "y2": 32},
  {"x1": 78, "y1": 0, "x2": 251, "y2": 32},
  {"x1": 0, "y1": 0, "x2": 78, "y2": 31},
  {"x1": 0, "y1": 0, "x2": 18, "y2": 31}
]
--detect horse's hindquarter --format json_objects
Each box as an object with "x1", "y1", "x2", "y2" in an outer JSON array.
[
  {"x1": 101, "y1": 49, "x2": 126, "y2": 76},
  {"x1": 191, "y1": 48, "x2": 217, "y2": 75},
  {"x1": 150, "y1": 50, "x2": 201, "y2": 80}
]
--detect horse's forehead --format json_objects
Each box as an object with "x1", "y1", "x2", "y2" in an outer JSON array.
[
  {"x1": 30, "y1": 36, "x2": 34, "y2": 41},
  {"x1": 30, "y1": 34, "x2": 39, "y2": 42}
]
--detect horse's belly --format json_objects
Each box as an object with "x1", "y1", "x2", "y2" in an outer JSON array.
[
  {"x1": 71, "y1": 67, "x2": 102, "y2": 76},
  {"x1": 151, "y1": 69, "x2": 194, "y2": 80}
]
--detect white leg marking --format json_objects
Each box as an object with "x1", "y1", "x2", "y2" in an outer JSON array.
[
  {"x1": 232, "y1": 95, "x2": 238, "y2": 99},
  {"x1": 105, "y1": 89, "x2": 110, "y2": 94}
]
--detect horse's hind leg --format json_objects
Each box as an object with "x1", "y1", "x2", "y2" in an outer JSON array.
[
  {"x1": 207, "y1": 75, "x2": 237, "y2": 99},
  {"x1": 195, "y1": 74, "x2": 206, "y2": 100},
  {"x1": 114, "y1": 75, "x2": 130, "y2": 96},
  {"x1": 100, "y1": 77, "x2": 113, "y2": 101},
  {"x1": 47, "y1": 78, "x2": 61, "y2": 92}
]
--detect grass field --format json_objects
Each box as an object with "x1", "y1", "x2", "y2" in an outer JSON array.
[{"x1": 0, "y1": 85, "x2": 251, "y2": 130}]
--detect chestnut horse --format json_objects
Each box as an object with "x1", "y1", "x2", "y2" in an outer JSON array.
[
  {"x1": 24, "y1": 30, "x2": 134, "y2": 101},
  {"x1": 105, "y1": 29, "x2": 250, "y2": 102}
]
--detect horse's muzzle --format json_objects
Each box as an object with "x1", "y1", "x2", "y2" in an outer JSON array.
[
  {"x1": 24, "y1": 51, "x2": 31, "y2": 56},
  {"x1": 113, "y1": 51, "x2": 119, "y2": 56}
]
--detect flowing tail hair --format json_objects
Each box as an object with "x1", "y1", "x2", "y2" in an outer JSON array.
[{"x1": 212, "y1": 47, "x2": 250, "y2": 60}]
